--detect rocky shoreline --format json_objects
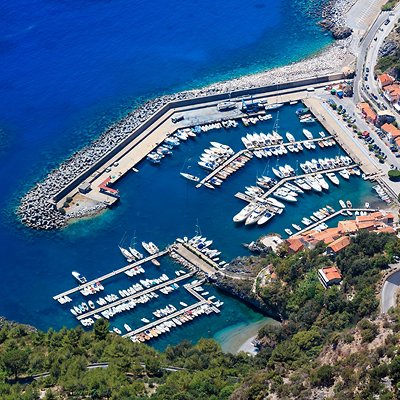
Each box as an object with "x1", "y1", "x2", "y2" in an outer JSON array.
[{"x1": 17, "y1": 0, "x2": 357, "y2": 231}]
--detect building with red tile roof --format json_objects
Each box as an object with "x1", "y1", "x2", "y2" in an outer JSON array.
[
  {"x1": 318, "y1": 266, "x2": 342, "y2": 288},
  {"x1": 286, "y1": 237, "x2": 305, "y2": 253},
  {"x1": 378, "y1": 73, "x2": 395, "y2": 89},
  {"x1": 375, "y1": 226, "x2": 396, "y2": 234},
  {"x1": 338, "y1": 220, "x2": 358, "y2": 234},
  {"x1": 98, "y1": 176, "x2": 120, "y2": 198},
  {"x1": 359, "y1": 102, "x2": 377, "y2": 124},
  {"x1": 327, "y1": 236, "x2": 351, "y2": 254},
  {"x1": 381, "y1": 123, "x2": 400, "y2": 142},
  {"x1": 384, "y1": 84, "x2": 400, "y2": 104}
]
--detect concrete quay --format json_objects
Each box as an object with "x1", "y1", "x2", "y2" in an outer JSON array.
[
  {"x1": 18, "y1": 75, "x2": 345, "y2": 230},
  {"x1": 304, "y1": 98, "x2": 380, "y2": 176}
]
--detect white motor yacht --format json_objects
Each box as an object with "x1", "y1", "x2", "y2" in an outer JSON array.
[
  {"x1": 302, "y1": 129, "x2": 313, "y2": 140},
  {"x1": 326, "y1": 172, "x2": 339, "y2": 185}
]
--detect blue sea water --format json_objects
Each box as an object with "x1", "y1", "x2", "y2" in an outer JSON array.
[{"x1": 0, "y1": 0, "x2": 373, "y2": 349}]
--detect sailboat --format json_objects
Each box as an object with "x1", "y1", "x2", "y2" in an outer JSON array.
[
  {"x1": 129, "y1": 233, "x2": 144, "y2": 260},
  {"x1": 118, "y1": 233, "x2": 135, "y2": 262}
]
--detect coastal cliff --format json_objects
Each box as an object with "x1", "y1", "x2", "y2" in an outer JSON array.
[{"x1": 213, "y1": 277, "x2": 282, "y2": 322}]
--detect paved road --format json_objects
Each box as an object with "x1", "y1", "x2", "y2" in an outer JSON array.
[
  {"x1": 381, "y1": 267, "x2": 400, "y2": 313},
  {"x1": 358, "y1": 4, "x2": 400, "y2": 122},
  {"x1": 353, "y1": 11, "x2": 392, "y2": 104}
]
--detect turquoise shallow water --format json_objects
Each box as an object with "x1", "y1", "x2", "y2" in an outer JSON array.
[{"x1": 0, "y1": 0, "x2": 376, "y2": 350}]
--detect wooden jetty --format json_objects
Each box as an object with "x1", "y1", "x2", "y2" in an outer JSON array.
[
  {"x1": 76, "y1": 271, "x2": 194, "y2": 321},
  {"x1": 53, "y1": 250, "x2": 169, "y2": 300},
  {"x1": 196, "y1": 149, "x2": 251, "y2": 188}
]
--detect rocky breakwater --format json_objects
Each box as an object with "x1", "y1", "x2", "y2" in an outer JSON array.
[
  {"x1": 319, "y1": 0, "x2": 354, "y2": 39},
  {"x1": 16, "y1": 88, "x2": 208, "y2": 230},
  {"x1": 17, "y1": 0, "x2": 352, "y2": 231}
]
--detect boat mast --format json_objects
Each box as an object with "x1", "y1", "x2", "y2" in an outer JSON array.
[{"x1": 273, "y1": 111, "x2": 280, "y2": 133}]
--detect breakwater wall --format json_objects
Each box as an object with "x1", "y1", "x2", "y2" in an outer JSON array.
[
  {"x1": 52, "y1": 73, "x2": 344, "y2": 204},
  {"x1": 18, "y1": 73, "x2": 344, "y2": 230}
]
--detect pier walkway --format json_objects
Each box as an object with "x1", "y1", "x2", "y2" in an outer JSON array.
[
  {"x1": 76, "y1": 271, "x2": 194, "y2": 321},
  {"x1": 196, "y1": 149, "x2": 250, "y2": 188},
  {"x1": 290, "y1": 208, "x2": 377, "y2": 237},
  {"x1": 122, "y1": 301, "x2": 207, "y2": 338},
  {"x1": 53, "y1": 250, "x2": 169, "y2": 300},
  {"x1": 234, "y1": 164, "x2": 357, "y2": 203},
  {"x1": 173, "y1": 243, "x2": 219, "y2": 276},
  {"x1": 248, "y1": 135, "x2": 333, "y2": 151}
]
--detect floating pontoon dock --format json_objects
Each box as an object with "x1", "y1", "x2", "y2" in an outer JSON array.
[{"x1": 53, "y1": 250, "x2": 168, "y2": 300}]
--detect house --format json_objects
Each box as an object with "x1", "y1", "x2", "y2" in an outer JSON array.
[
  {"x1": 318, "y1": 266, "x2": 342, "y2": 288},
  {"x1": 375, "y1": 226, "x2": 396, "y2": 234},
  {"x1": 383, "y1": 84, "x2": 400, "y2": 104},
  {"x1": 381, "y1": 123, "x2": 400, "y2": 143},
  {"x1": 377, "y1": 73, "x2": 395, "y2": 89},
  {"x1": 338, "y1": 220, "x2": 358, "y2": 234},
  {"x1": 327, "y1": 236, "x2": 351, "y2": 254},
  {"x1": 98, "y1": 176, "x2": 120, "y2": 198},
  {"x1": 359, "y1": 102, "x2": 377, "y2": 124},
  {"x1": 286, "y1": 237, "x2": 305, "y2": 253}
]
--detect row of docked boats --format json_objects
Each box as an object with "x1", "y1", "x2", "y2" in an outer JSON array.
[
  {"x1": 284, "y1": 204, "x2": 337, "y2": 235},
  {"x1": 186, "y1": 235, "x2": 224, "y2": 263},
  {"x1": 203, "y1": 152, "x2": 253, "y2": 189},
  {"x1": 124, "y1": 265, "x2": 145, "y2": 277},
  {"x1": 241, "y1": 133, "x2": 334, "y2": 159},
  {"x1": 153, "y1": 304, "x2": 176, "y2": 318},
  {"x1": 130, "y1": 303, "x2": 216, "y2": 343},
  {"x1": 118, "y1": 240, "x2": 160, "y2": 266},
  {"x1": 147, "y1": 126, "x2": 199, "y2": 164},
  {"x1": 373, "y1": 185, "x2": 392, "y2": 204},
  {"x1": 241, "y1": 113, "x2": 272, "y2": 126},
  {"x1": 299, "y1": 156, "x2": 354, "y2": 174},
  {"x1": 198, "y1": 142, "x2": 234, "y2": 171}
]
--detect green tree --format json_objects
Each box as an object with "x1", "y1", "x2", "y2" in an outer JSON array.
[
  {"x1": 93, "y1": 319, "x2": 109, "y2": 341},
  {"x1": 1, "y1": 348, "x2": 29, "y2": 380}
]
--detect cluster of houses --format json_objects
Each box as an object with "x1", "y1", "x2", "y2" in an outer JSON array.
[
  {"x1": 359, "y1": 73, "x2": 400, "y2": 149},
  {"x1": 284, "y1": 211, "x2": 396, "y2": 288}
]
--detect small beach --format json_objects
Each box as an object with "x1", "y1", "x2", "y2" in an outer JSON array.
[{"x1": 215, "y1": 317, "x2": 273, "y2": 354}]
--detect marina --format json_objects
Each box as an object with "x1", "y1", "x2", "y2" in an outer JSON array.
[
  {"x1": 53, "y1": 233, "x2": 230, "y2": 343},
  {"x1": 45, "y1": 95, "x2": 393, "y2": 345},
  {"x1": 33, "y1": 89, "x2": 394, "y2": 346}
]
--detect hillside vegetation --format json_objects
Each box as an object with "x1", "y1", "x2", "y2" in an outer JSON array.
[{"x1": 1, "y1": 232, "x2": 400, "y2": 399}]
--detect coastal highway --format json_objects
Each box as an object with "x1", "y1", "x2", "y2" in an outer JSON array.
[
  {"x1": 353, "y1": 9, "x2": 394, "y2": 104},
  {"x1": 355, "y1": 3, "x2": 400, "y2": 122},
  {"x1": 381, "y1": 264, "x2": 400, "y2": 313}
]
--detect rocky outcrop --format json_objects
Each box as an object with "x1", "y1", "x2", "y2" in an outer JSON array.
[
  {"x1": 212, "y1": 278, "x2": 282, "y2": 322},
  {"x1": 331, "y1": 26, "x2": 353, "y2": 39},
  {"x1": 319, "y1": 0, "x2": 355, "y2": 40},
  {"x1": 379, "y1": 40, "x2": 398, "y2": 57},
  {"x1": 0, "y1": 316, "x2": 37, "y2": 333}
]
